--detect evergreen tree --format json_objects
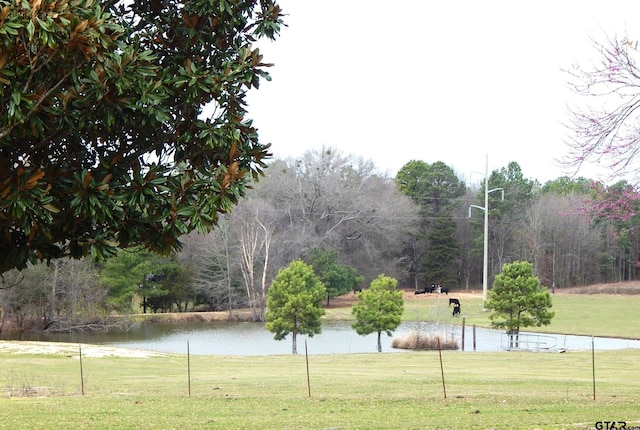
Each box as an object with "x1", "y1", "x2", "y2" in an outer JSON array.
[
  {"x1": 307, "y1": 247, "x2": 363, "y2": 306},
  {"x1": 396, "y1": 160, "x2": 465, "y2": 290},
  {"x1": 486, "y1": 261, "x2": 554, "y2": 335},
  {"x1": 423, "y1": 217, "x2": 459, "y2": 285},
  {"x1": 352, "y1": 274, "x2": 404, "y2": 352},
  {"x1": 265, "y1": 260, "x2": 326, "y2": 354},
  {"x1": 99, "y1": 248, "x2": 191, "y2": 313}
]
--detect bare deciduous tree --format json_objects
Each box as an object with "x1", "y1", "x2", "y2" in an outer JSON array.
[
  {"x1": 254, "y1": 147, "x2": 419, "y2": 286},
  {"x1": 179, "y1": 226, "x2": 240, "y2": 315},
  {"x1": 233, "y1": 199, "x2": 280, "y2": 321}
]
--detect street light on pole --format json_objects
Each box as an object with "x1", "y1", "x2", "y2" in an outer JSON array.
[{"x1": 469, "y1": 156, "x2": 503, "y2": 310}]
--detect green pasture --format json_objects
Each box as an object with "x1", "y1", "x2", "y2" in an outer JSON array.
[
  {"x1": 452, "y1": 294, "x2": 640, "y2": 339},
  {"x1": 326, "y1": 292, "x2": 640, "y2": 340},
  {"x1": 0, "y1": 348, "x2": 639, "y2": 429},
  {"x1": 1, "y1": 292, "x2": 639, "y2": 429}
]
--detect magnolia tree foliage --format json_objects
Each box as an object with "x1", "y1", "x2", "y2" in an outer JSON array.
[
  {"x1": 265, "y1": 259, "x2": 326, "y2": 354},
  {"x1": 0, "y1": 0, "x2": 283, "y2": 274},
  {"x1": 486, "y1": 261, "x2": 554, "y2": 334},
  {"x1": 351, "y1": 274, "x2": 404, "y2": 353}
]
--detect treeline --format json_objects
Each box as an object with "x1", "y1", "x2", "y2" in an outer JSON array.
[{"x1": 2, "y1": 146, "x2": 638, "y2": 330}]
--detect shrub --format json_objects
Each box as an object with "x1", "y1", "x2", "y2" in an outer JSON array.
[{"x1": 392, "y1": 330, "x2": 458, "y2": 350}]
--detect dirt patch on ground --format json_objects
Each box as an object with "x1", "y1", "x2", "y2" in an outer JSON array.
[
  {"x1": 0, "y1": 341, "x2": 166, "y2": 358},
  {"x1": 558, "y1": 280, "x2": 640, "y2": 295}
]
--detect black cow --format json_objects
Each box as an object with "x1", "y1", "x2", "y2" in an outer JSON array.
[
  {"x1": 415, "y1": 285, "x2": 436, "y2": 294},
  {"x1": 449, "y1": 298, "x2": 460, "y2": 307},
  {"x1": 441, "y1": 287, "x2": 450, "y2": 295},
  {"x1": 452, "y1": 304, "x2": 461, "y2": 317}
]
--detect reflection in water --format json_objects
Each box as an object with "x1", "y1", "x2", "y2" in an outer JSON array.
[{"x1": 2, "y1": 320, "x2": 640, "y2": 355}]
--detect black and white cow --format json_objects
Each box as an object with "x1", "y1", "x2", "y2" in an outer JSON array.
[{"x1": 452, "y1": 304, "x2": 461, "y2": 317}]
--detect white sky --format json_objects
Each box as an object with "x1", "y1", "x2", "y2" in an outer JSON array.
[{"x1": 246, "y1": 1, "x2": 640, "y2": 185}]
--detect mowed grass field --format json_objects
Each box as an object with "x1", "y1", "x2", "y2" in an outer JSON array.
[
  {"x1": 328, "y1": 288, "x2": 640, "y2": 340},
  {"x1": 1, "y1": 289, "x2": 639, "y2": 429}
]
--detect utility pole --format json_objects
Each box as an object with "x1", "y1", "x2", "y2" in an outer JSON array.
[{"x1": 469, "y1": 155, "x2": 504, "y2": 309}]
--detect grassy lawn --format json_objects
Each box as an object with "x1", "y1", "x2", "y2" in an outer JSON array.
[
  {"x1": 0, "y1": 348, "x2": 639, "y2": 429},
  {"x1": 1, "y1": 291, "x2": 639, "y2": 429},
  {"x1": 328, "y1": 291, "x2": 640, "y2": 340}
]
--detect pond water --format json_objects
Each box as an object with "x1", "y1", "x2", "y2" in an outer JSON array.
[{"x1": 4, "y1": 320, "x2": 640, "y2": 355}]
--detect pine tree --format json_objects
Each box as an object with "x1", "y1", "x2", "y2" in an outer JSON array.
[
  {"x1": 486, "y1": 261, "x2": 554, "y2": 336},
  {"x1": 352, "y1": 274, "x2": 404, "y2": 352},
  {"x1": 265, "y1": 260, "x2": 326, "y2": 354}
]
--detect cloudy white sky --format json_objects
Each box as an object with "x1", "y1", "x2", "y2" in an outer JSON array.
[{"x1": 247, "y1": 1, "x2": 640, "y2": 185}]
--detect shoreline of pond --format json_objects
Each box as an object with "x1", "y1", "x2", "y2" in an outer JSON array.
[
  {"x1": 3, "y1": 308, "x2": 640, "y2": 344},
  {"x1": 130, "y1": 311, "x2": 640, "y2": 342},
  {"x1": 2, "y1": 284, "x2": 640, "y2": 342},
  {"x1": 4, "y1": 313, "x2": 640, "y2": 344},
  {"x1": 2, "y1": 317, "x2": 640, "y2": 355}
]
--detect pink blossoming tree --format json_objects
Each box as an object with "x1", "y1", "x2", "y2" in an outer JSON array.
[{"x1": 565, "y1": 34, "x2": 640, "y2": 182}]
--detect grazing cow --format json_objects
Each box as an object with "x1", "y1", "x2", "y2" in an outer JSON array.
[
  {"x1": 452, "y1": 304, "x2": 461, "y2": 317},
  {"x1": 415, "y1": 285, "x2": 436, "y2": 294},
  {"x1": 449, "y1": 298, "x2": 460, "y2": 307}
]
